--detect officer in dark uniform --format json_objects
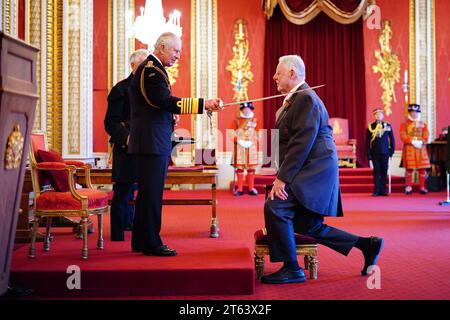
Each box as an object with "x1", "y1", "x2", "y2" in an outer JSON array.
[
  {"x1": 104, "y1": 49, "x2": 149, "y2": 241},
  {"x1": 128, "y1": 32, "x2": 222, "y2": 256},
  {"x1": 366, "y1": 107, "x2": 395, "y2": 196}
]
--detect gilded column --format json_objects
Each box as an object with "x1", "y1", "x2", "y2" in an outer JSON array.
[
  {"x1": 62, "y1": 0, "x2": 93, "y2": 159},
  {"x1": 0, "y1": 0, "x2": 2, "y2": 32},
  {"x1": 111, "y1": 0, "x2": 135, "y2": 87},
  {"x1": 112, "y1": 0, "x2": 126, "y2": 85},
  {"x1": 411, "y1": 0, "x2": 436, "y2": 140},
  {"x1": 27, "y1": 0, "x2": 63, "y2": 151},
  {"x1": 191, "y1": 0, "x2": 218, "y2": 153},
  {"x1": 46, "y1": 0, "x2": 63, "y2": 152},
  {"x1": 126, "y1": 0, "x2": 135, "y2": 72},
  {"x1": 28, "y1": 0, "x2": 44, "y2": 131},
  {"x1": 2, "y1": 0, "x2": 19, "y2": 37}
]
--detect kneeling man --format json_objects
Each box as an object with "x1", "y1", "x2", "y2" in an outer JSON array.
[{"x1": 263, "y1": 55, "x2": 384, "y2": 284}]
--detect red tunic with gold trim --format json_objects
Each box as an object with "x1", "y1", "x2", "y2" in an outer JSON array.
[
  {"x1": 234, "y1": 116, "x2": 259, "y2": 169},
  {"x1": 400, "y1": 119, "x2": 431, "y2": 169}
]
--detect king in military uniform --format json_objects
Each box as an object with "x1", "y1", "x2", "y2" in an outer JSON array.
[
  {"x1": 233, "y1": 102, "x2": 259, "y2": 196},
  {"x1": 128, "y1": 32, "x2": 222, "y2": 256},
  {"x1": 365, "y1": 107, "x2": 395, "y2": 196},
  {"x1": 399, "y1": 104, "x2": 431, "y2": 194}
]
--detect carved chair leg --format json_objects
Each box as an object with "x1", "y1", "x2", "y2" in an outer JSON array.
[
  {"x1": 254, "y1": 252, "x2": 265, "y2": 280},
  {"x1": 81, "y1": 217, "x2": 88, "y2": 260},
  {"x1": 44, "y1": 217, "x2": 52, "y2": 252},
  {"x1": 304, "y1": 255, "x2": 310, "y2": 270},
  {"x1": 97, "y1": 213, "x2": 104, "y2": 250},
  {"x1": 309, "y1": 255, "x2": 318, "y2": 280},
  {"x1": 28, "y1": 216, "x2": 40, "y2": 258}
]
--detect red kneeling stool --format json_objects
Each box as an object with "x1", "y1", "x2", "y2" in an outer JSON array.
[{"x1": 254, "y1": 228, "x2": 319, "y2": 280}]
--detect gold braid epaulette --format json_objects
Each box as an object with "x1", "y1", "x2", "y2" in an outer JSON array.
[
  {"x1": 368, "y1": 122, "x2": 383, "y2": 147},
  {"x1": 140, "y1": 60, "x2": 171, "y2": 109}
]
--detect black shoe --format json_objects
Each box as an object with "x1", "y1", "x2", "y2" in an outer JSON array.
[
  {"x1": 372, "y1": 193, "x2": 379, "y2": 197},
  {"x1": 248, "y1": 188, "x2": 258, "y2": 196},
  {"x1": 420, "y1": 188, "x2": 428, "y2": 195},
  {"x1": 261, "y1": 267, "x2": 306, "y2": 284},
  {"x1": 361, "y1": 237, "x2": 384, "y2": 276},
  {"x1": 234, "y1": 190, "x2": 244, "y2": 196},
  {"x1": 143, "y1": 245, "x2": 177, "y2": 256},
  {"x1": 379, "y1": 192, "x2": 388, "y2": 196}
]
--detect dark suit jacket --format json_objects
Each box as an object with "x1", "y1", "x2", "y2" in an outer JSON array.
[
  {"x1": 365, "y1": 121, "x2": 395, "y2": 159},
  {"x1": 128, "y1": 54, "x2": 205, "y2": 156},
  {"x1": 104, "y1": 73, "x2": 137, "y2": 183},
  {"x1": 275, "y1": 82, "x2": 343, "y2": 217}
]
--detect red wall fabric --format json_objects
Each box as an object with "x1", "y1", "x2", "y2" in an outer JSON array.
[
  {"x1": 363, "y1": 0, "x2": 409, "y2": 153},
  {"x1": 18, "y1": 0, "x2": 25, "y2": 40},
  {"x1": 217, "y1": 0, "x2": 266, "y2": 152},
  {"x1": 93, "y1": 0, "x2": 109, "y2": 153},
  {"x1": 264, "y1": 7, "x2": 368, "y2": 165},
  {"x1": 435, "y1": 0, "x2": 450, "y2": 135}
]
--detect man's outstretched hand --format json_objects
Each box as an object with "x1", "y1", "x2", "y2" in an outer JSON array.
[{"x1": 205, "y1": 98, "x2": 223, "y2": 112}]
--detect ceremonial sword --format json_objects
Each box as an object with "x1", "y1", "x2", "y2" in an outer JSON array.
[
  {"x1": 206, "y1": 84, "x2": 326, "y2": 128},
  {"x1": 218, "y1": 84, "x2": 326, "y2": 109}
]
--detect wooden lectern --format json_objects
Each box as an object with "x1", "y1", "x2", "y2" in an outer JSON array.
[{"x1": 0, "y1": 33, "x2": 38, "y2": 296}]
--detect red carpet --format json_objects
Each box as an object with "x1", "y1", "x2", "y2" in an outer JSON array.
[
  {"x1": 10, "y1": 190, "x2": 450, "y2": 300},
  {"x1": 10, "y1": 190, "x2": 255, "y2": 297},
  {"x1": 250, "y1": 168, "x2": 415, "y2": 194}
]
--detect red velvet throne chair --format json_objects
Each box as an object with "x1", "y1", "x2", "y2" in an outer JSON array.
[
  {"x1": 28, "y1": 131, "x2": 108, "y2": 259},
  {"x1": 330, "y1": 118, "x2": 357, "y2": 168}
]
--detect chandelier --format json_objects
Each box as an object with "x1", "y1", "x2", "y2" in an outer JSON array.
[{"x1": 132, "y1": 0, "x2": 182, "y2": 52}]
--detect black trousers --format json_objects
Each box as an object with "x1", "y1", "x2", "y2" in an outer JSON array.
[
  {"x1": 372, "y1": 154, "x2": 389, "y2": 194},
  {"x1": 132, "y1": 155, "x2": 169, "y2": 251},
  {"x1": 110, "y1": 182, "x2": 136, "y2": 241},
  {"x1": 264, "y1": 186, "x2": 358, "y2": 262}
]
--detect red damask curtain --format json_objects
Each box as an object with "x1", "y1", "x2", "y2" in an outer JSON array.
[
  {"x1": 284, "y1": 0, "x2": 361, "y2": 12},
  {"x1": 263, "y1": 4, "x2": 368, "y2": 166}
]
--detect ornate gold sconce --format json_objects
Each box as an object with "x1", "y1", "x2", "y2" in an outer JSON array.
[
  {"x1": 372, "y1": 20, "x2": 400, "y2": 116},
  {"x1": 226, "y1": 19, "x2": 253, "y2": 102},
  {"x1": 4, "y1": 125, "x2": 24, "y2": 170}
]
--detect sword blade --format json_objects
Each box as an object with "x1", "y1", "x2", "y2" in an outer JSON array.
[{"x1": 221, "y1": 84, "x2": 326, "y2": 108}]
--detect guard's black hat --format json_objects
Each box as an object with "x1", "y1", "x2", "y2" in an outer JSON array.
[
  {"x1": 240, "y1": 101, "x2": 254, "y2": 110},
  {"x1": 408, "y1": 104, "x2": 421, "y2": 112}
]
